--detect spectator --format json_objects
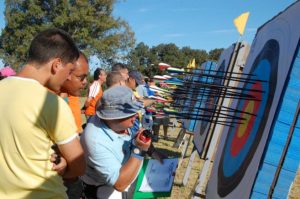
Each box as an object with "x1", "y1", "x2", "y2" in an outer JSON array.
[
  {"x1": 106, "y1": 71, "x2": 126, "y2": 88},
  {"x1": 81, "y1": 86, "x2": 151, "y2": 198},
  {"x1": 0, "y1": 28, "x2": 85, "y2": 198},
  {"x1": 126, "y1": 71, "x2": 166, "y2": 162},
  {"x1": 60, "y1": 52, "x2": 89, "y2": 134},
  {"x1": 0, "y1": 66, "x2": 16, "y2": 77},
  {"x1": 0, "y1": 66, "x2": 16, "y2": 80},
  {"x1": 127, "y1": 70, "x2": 156, "y2": 107},
  {"x1": 152, "y1": 80, "x2": 170, "y2": 141},
  {"x1": 145, "y1": 78, "x2": 156, "y2": 96},
  {"x1": 153, "y1": 116, "x2": 170, "y2": 141},
  {"x1": 136, "y1": 76, "x2": 148, "y2": 98},
  {"x1": 111, "y1": 63, "x2": 129, "y2": 81},
  {"x1": 59, "y1": 52, "x2": 89, "y2": 199},
  {"x1": 83, "y1": 68, "x2": 107, "y2": 118}
]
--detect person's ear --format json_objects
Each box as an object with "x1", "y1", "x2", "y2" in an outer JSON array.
[{"x1": 51, "y1": 58, "x2": 62, "y2": 74}]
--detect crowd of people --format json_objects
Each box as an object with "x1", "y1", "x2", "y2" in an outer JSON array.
[{"x1": 0, "y1": 28, "x2": 171, "y2": 199}]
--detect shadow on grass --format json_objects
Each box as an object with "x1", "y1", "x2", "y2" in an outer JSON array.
[
  {"x1": 154, "y1": 147, "x2": 181, "y2": 158},
  {"x1": 157, "y1": 135, "x2": 177, "y2": 142},
  {"x1": 173, "y1": 182, "x2": 184, "y2": 187}
]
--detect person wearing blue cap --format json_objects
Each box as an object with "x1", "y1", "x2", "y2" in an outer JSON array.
[{"x1": 80, "y1": 86, "x2": 151, "y2": 198}]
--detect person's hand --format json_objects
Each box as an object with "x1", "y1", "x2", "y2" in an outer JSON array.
[
  {"x1": 50, "y1": 153, "x2": 67, "y2": 176},
  {"x1": 134, "y1": 129, "x2": 151, "y2": 151},
  {"x1": 136, "y1": 96, "x2": 144, "y2": 101},
  {"x1": 150, "y1": 99, "x2": 156, "y2": 105},
  {"x1": 50, "y1": 144, "x2": 67, "y2": 176}
]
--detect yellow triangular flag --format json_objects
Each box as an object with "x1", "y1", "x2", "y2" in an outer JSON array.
[
  {"x1": 234, "y1": 12, "x2": 250, "y2": 36},
  {"x1": 191, "y1": 58, "x2": 196, "y2": 69},
  {"x1": 187, "y1": 60, "x2": 191, "y2": 68}
]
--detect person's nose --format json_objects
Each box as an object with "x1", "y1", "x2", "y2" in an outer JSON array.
[
  {"x1": 67, "y1": 73, "x2": 72, "y2": 80},
  {"x1": 82, "y1": 77, "x2": 88, "y2": 85}
]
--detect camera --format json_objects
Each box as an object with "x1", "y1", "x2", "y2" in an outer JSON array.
[{"x1": 139, "y1": 129, "x2": 153, "y2": 143}]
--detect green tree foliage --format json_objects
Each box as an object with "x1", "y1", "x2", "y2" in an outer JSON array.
[
  {"x1": 127, "y1": 42, "x2": 219, "y2": 77},
  {"x1": 0, "y1": 0, "x2": 135, "y2": 71},
  {"x1": 208, "y1": 48, "x2": 224, "y2": 61},
  {"x1": 128, "y1": 42, "x2": 151, "y2": 71},
  {"x1": 180, "y1": 47, "x2": 208, "y2": 67},
  {"x1": 153, "y1": 43, "x2": 181, "y2": 67}
]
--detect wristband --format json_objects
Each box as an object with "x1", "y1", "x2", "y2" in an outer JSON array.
[
  {"x1": 131, "y1": 140, "x2": 148, "y2": 151},
  {"x1": 130, "y1": 152, "x2": 144, "y2": 160}
]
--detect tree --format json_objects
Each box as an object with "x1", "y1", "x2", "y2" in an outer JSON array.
[
  {"x1": 127, "y1": 42, "x2": 224, "y2": 77},
  {"x1": 208, "y1": 48, "x2": 224, "y2": 61},
  {"x1": 127, "y1": 42, "x2": 162, "y2": 77},
  {"x1": 0, "y1": 0, "x2": 135, "y2": 71},
  {"x1": 181, "y1": 47, "x2": 208, "y2": 67},
  {"x1": 152, "y1": 43, "x2": 181, "y2": 67},
  {"x1": 127, "y1": 42, "x2": 151, "y2": 71}
]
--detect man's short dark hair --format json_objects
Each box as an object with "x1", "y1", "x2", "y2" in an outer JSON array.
[
  {"x1": 28, "y1": 28, "x2": 79, "y2": 65},
  {"x1": 94, "y1": 68, "x2": 104, "y2": 80},
  {"x1": 79, "y1": 51, "x2": 88, "y2": 63},
  {"x1": 111, "y1": 63, "x2": 128, "y2": 72},
  {"x1": 106, "y1": 72, "x2": 123, "y2": 88}
]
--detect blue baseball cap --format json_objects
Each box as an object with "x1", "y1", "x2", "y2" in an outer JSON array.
[
  {"x1": 129, "y1": 70, "x2": 143, "y2": 85},
  {"x1": 96, "y1": 86, "x2": 143, "y2": 120}
]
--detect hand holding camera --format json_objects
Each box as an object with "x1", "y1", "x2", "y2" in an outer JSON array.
[{"x1": 134, "y1": 129, "x2": 152, "y2": 151}]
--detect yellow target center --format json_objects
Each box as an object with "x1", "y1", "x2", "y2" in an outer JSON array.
[{"x1": 237, "y1": 101, "x2": 255, "y2": 138}]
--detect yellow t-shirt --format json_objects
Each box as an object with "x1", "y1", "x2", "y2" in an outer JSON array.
[{"x1": 0, "y1": 77, "x2": 77, "y2": 199}]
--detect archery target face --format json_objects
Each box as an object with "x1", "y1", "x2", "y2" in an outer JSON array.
[
  {"x1": 194, "y1": 45, "x2": 234, "y2": 155},
  {"x1": 205, "y1": 3, "x2": 300, "y2": 198},
  {"x1": 217, "y1": 39, "x2": 279, "y2": 197}
]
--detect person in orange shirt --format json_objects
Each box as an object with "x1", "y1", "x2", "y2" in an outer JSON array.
[
  {"x1": 60, "y1": 52, "x2": 89, "y2": 134},
  {"x1": 59, "y1": 51, "x2": 89, "y2": 199},
  {"x1": 83, "y1": 68, "x2": 106, "y2": 118}
]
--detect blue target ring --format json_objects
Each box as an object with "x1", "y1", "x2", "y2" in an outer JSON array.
[{"x1": 217, "y1": 40, "x2": 279, "y2": 197}]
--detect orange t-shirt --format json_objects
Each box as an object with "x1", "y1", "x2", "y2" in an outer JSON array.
[
  {"x1": 85, "y1": 85, "x2": 103, "y2": 116},
  {"x1": 68, "y1": 96, "x2": 83, "y2": 133}
]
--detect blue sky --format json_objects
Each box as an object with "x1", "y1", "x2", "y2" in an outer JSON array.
[
  {"x1": 113, "y1": 0, "x2": 295, "y2": 51},
  {"x1": 0, "y1": 0, "x2": 296, "y2": 68}
]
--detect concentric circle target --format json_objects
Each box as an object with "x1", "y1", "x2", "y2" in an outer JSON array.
[{"x1": 217, "y1": 40, "x2": 279, "y2": 197}]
